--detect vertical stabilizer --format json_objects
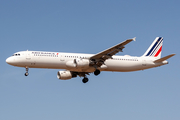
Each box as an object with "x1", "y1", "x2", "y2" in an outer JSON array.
[{"x1": 143, "y1": 37, "x2": 163, "y2": 59}]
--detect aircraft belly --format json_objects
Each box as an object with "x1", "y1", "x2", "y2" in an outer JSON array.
[{"x1": 66, "y1": 67, "x2": 95, "y2": 72}]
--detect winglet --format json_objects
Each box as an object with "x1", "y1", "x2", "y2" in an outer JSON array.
[
  {"x1": 154, "y1": 54, "x2": 175, "y2": 63},
  {"x1": 133, "y1": 37, "x2": 136, "y2": 41}
]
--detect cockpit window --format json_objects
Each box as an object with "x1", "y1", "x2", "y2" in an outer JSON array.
[{"x1": 12, "y1": 54, "x2": 20, "y2": 56}]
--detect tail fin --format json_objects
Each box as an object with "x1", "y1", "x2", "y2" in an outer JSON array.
[{"x1": 143, "y1": 37, "x2": 163, "y2": 58}]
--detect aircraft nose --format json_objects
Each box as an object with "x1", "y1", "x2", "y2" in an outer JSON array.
[{"x1": 6, "y1": 57, "x2": 14, "y2": 65}]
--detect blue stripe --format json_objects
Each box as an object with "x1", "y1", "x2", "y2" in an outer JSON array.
[
  {"x1": 149, "y1": 38, "x2": 163, "y2": 56},
  {"x1": 146, "y1": 37, "x2": 162, "y2": 56}
]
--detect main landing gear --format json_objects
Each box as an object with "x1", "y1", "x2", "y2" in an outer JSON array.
[
  {"x1": 25, "y1": 67, "x2": 29, "y2": 76},
  {"x1": 82, "y1": 77, "x2": 89, "y2": 83},
  {"x1": 94, "y1": 69, "x2": 100, "y2": 76},
  {"x1": 82, "y1": 69, "x2": 100, "y2": 83}
]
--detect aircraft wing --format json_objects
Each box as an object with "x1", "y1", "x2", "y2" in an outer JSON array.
[{"x1": 90, "y1": 37, "x2": 136, "y2": 67}]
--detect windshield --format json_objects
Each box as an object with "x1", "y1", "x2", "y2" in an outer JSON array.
[{"x1": 12, "y1": 54, "x2": 20, "y2": 56}]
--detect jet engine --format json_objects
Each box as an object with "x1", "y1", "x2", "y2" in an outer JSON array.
[{"x1": 57, "y1": 71, "x2": 77, "y2": 80}]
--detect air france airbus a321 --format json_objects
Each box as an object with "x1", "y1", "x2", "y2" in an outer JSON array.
[{"x1": 6, "y1": 37, "x2": 175, "y2": 83}]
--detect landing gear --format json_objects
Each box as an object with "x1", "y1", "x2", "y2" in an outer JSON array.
[
  {"x1": 81, "y1": 69, "x2": 100, "y2": 83},
  {"x1": 25, "y1": 67, "x2": 29, "y2": 76},
  {"x1": 25, "y1": 72, "x2": 29, "y2": 76},
  {"x1": 82, "y1": 77, "x2": 89, "y2": 83},
  {"x1": 94, "y1": 69, "x2": 100, "y2": 76}
]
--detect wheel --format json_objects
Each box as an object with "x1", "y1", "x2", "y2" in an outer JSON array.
[
  {"x1": 94, "y1": 69, "x2": 100, "y2": 76},
  {"x1": 25, "y1": 72, "x2": 29, "y2": 76},
  {"x1": 82, "y1": 77, "x2": 89, "y2": 83}
]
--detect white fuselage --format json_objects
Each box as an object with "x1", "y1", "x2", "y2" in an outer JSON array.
[
  {"x1": 6, "y1": 51, "x2": 167, "y2": 73},
  {"x1": 5, "y1": 37, "x2": 175, "y2": 83}
]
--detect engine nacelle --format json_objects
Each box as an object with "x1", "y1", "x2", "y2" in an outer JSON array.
[
  {"x1": 57, "y1": 71, "x2": 73, "y2": 80},
  {"x1": 75, "y1": 59, "x2": 90, "y2": 68}
]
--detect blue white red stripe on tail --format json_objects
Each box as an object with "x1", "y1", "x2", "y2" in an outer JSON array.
[{"x1": 143, "y1": 37, "x2": 163, "y2": 58}]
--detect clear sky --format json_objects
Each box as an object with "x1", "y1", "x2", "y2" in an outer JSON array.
[{"x1": 0, "y1": 0, "x2": 179, "y2": 120}]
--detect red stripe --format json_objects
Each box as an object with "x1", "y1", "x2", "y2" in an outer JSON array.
[{"x1": 154, "y1": 46, "x2": 162, "y2": 57}]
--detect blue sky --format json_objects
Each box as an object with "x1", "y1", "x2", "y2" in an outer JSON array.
[{"x1": 0, "y1": 0, "x2": 179, "y2": 120}]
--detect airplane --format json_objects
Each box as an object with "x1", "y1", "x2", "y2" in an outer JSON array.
[{"x1": 6, "y1": 37, "x2": 175, "y2": 83}]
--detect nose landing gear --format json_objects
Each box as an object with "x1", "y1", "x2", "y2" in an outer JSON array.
[{"x1": 25, "y1": 67, "x2": 29, "y2": 76}]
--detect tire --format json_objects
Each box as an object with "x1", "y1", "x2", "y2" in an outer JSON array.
[
  {"x1": 25, "y1": 72, "x2": 29, "y2": 76},
  {"x1": 94, "y1": 69, "x2": 100, "y2": 76},
  {"x1": 82, "y1": 78, "x2": 88, "y2": 83}
]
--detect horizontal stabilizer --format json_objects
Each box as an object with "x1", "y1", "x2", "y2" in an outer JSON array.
[{"x1": 154, "y1": 54, "x2": 176, "y2": 63}]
